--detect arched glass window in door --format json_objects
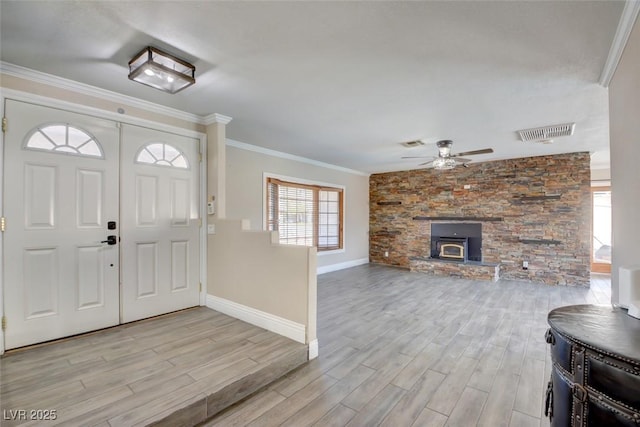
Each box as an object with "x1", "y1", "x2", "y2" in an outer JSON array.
[
  {"x1": 135, "y1": 142, "x2": 189, "y2": 169},
  {"x1": 24, "y1": 124, "x2": 104, "y2": 158}
]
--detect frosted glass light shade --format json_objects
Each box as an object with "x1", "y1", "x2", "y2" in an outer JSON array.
[
  {"x1": 433, "y1": 157, "x2": 456, "y2": 170},
  {"x1": 128, "y1": 47, "x2": 195, "y2": 94}
]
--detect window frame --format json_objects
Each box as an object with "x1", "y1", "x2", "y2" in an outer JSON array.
[
  {"x1": 135, "y1": 142, "x2": 190, "y2": 169},
  {"x1": 23, "y1": 123, "x2": 105, "y2": 159},
  {"x1": 265, "y1": 175, "x2": 344, "y2": 253}
]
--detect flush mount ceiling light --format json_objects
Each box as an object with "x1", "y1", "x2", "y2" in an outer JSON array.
[{"x1": 128, "y1": 47, "x2": 195, "y2": 94}]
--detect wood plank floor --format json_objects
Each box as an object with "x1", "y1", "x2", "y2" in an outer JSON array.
[
  {"x1": 204, "y1": 265, "x2": 612, "y2": 427},
  {"x1": 0, "y1": 307, "x2": 308, "y2": 426}
]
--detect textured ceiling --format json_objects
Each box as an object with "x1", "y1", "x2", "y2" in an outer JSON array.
[{"x1": 0, "y1": 1, "x2": 624, "y2": 173}]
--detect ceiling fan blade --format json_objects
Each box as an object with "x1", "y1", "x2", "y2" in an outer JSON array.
[
  {"x1": 419, "y1": 160, "x2": 435, "y2": 166},
  {"x1": 453, "y1": 157, "x2": 471, "y2": 163},
  {"x1": 401, "y1": 156, "x2": 436, "y2": 159},
  {"x1": 451, "y1": 148, "x2": 493, "y2": 157}
]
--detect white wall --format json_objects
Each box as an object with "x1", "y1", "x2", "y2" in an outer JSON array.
[
  {"x1": 591, "y1": 168, "x2": 611, "y2": 182},
  {"x1": 225, "y1": 140, "x2": 370, "y2": 271},
  {"x1": 609, "y1": 14, "x2": 640, "y2": 305}
]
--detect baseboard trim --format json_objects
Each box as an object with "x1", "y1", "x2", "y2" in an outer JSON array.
[
  {"x1": 308, "y1": 339, "x2": 319, "y2": 360},
  {"x1": 206, "y1": 295, "x2": 306, "y2": 344},
  {"x1": 317, "y1": 258, "x2": 369, "y2": 275}
]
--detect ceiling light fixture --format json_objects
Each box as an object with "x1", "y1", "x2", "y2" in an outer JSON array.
[
  {"x1": 128, "y1": 46, "x2": 195, "y2": 94},
  {"x1": 433, "y1": 157, "x2": 456, "y2": 170}
]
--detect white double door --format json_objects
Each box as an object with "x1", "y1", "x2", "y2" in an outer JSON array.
[{"x1": 3, "y1": 100, "x2": 200, "y2": 349}]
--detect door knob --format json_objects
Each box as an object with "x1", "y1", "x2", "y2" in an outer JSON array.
[{"x1": 101, "y1": 235, "x2": 117, "y2": 245}]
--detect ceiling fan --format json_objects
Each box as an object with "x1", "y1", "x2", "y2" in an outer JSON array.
[{"x1": 402, "y1": 140, "x2": 493, "y2": 169}]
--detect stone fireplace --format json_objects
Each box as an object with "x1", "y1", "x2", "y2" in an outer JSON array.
[
  {"x1": 430, "y1": 223, "x2": 482, "y2": 262},
  {"x1": 369, "y1": 152, "x2": 592, "y2": 285}
]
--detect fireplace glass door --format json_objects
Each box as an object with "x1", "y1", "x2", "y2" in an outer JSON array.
[{"x1": 440, "y1": 243, "x2": 465, "y2": 260}]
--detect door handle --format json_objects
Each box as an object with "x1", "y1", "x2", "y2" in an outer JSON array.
[{"x1": 101, "y1": 235, "x2": 117, "y2": 245}]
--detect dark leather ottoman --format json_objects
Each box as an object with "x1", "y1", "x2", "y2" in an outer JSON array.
[{"x1": 545, "y1": 304, "x2": 640, "y2": 426}]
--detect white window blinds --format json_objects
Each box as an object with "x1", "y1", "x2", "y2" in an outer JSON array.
[{"x1": 267, "y1": 177, "x2": 343, "y2": 251}]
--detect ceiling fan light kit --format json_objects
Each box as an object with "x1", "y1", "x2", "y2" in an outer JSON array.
[
  {"x1": 128, "y1": 46, "x2": 196, "y2": 94},
  {"x1": 433, "y1": 157, "x2": 456, "y2": 170},
  {"x1": 436, "y1": 139, "x2": 453, "y2": 156}
]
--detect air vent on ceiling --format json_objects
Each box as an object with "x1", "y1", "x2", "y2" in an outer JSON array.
[
  {"x1": 517, "y1": 123, "x2": 575, "y2": 142},
  {"x1": 401, "y1": 140, "x2": 425, "y2": 148}
]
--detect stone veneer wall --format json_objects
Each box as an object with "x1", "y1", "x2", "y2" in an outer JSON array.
[{"x1": 370, "y1": 152, "x2": 592, "y2": 286}]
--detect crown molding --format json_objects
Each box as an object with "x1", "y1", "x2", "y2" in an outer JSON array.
[
  {"x1": 203, "y1": 113, "x2": 233, "y2": 125},
  {"x1": 227, "y1": 138, "x2": 369, "y2": 177},
  {"x1": 0, "y1": 87, "x2": 206, "y2": 140},
  {"x1": 0, "y1": 61, "x2": 210, "y2": 124},
  {"x1": 599, "y1": 0, "x2": 640, "y2": 87}
]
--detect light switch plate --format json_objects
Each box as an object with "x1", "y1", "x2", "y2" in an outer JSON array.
[{"x1": 207, "y1": 224, "x2": 216, "y2": 234}]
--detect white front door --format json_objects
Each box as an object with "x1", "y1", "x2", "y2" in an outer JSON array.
[
  {"x1": 119, "y1": 124, "x2": 200, "y2": 323},
  {"x1": 2, "y1": 102, "x2": 202, "y2": 349},
  {"x1": 3, "y1": 100, "x2": 120, "y2": 349}
]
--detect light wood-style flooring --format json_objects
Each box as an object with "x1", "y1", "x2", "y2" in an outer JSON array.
[
  {"x1": 0, "y1": 307, "x2": 307, "y2": 426},
  {"x1": 204, "y1": 265, "x2": 611, "y2": 427}
]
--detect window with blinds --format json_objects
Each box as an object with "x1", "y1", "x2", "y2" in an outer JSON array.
[{"x1": 267, "y1": 177, "x2": 343, "y2": 251}]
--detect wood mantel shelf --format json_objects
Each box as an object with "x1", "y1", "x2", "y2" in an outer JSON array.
[{"x1": 412, "y1": 216, "x2": 504, "y2": 222}]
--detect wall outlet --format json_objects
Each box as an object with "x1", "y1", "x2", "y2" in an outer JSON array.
[
  {"x1": 384, "y1": 251, "x2": 389, "y2": 257},
  {"x1": 463, "y1": 184, "x2": 471, "y2": 190},
  {"x1": 523, "y1": 260, "x2": 529, "y2": 270},
  {"x1": 207, "y1": 224, "x2": 216, "y2": 234}
]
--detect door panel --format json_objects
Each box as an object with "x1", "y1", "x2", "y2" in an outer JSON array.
[
  {"x1": 76, "y1": 169, "x2": 104, "y2": 227},
  {"x1": 24, "y1": 163, "x2": 56, "y2": 228},
  {"x1": 120, "y1": 124, "x2": 200, "y2": 323},
  {"x1": 136, "y1": 242, "x2": 158, "y2": 298},
  {"x1": 171, "y1": 241, "x2": 189, "y2": 291},
  {"x1": 23, "y1": 247, "x2": 58, "y2": 318},
  {"x1": 171, "y1": 178, "x2": 190, "y2": 226},
  {"x1": 3, "y1": 100, "x2": 120, "y2": 349},
  {"x1": 77, "y1": 245, "x2": 106, "y2": 309},
  {"x1": 136, "y1": 175, "x2": 158, "y2": 225}
]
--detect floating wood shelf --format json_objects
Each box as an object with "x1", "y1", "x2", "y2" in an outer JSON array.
[
  {"x1": 372, "y1": 230, "x2": 402, "y2": 236},
  {"x1": 376, "y1": 201, "x2": 402, "y2": 205},
  {"x1": 519, "y1": 239, "x2": 562, "y2": 245},
  {"x1": 412, "y1": 216, "x2": 503, "y2": 222},
  {"x1": 513, "y1": 194, "x2": 562, "y2": 202}
]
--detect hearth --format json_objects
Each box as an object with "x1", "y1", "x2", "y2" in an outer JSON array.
[{"x1": 431, "y1": 223, "x2": 482, "y2": 262}]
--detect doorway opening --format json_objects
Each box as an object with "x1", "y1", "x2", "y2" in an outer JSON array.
[{"x1": 592, "y1": 186, "x2": 611, "y2": 274}]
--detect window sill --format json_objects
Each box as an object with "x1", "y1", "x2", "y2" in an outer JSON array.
[{"x1": 318, "y1": 249, "x2": 345, "y2": 256}]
